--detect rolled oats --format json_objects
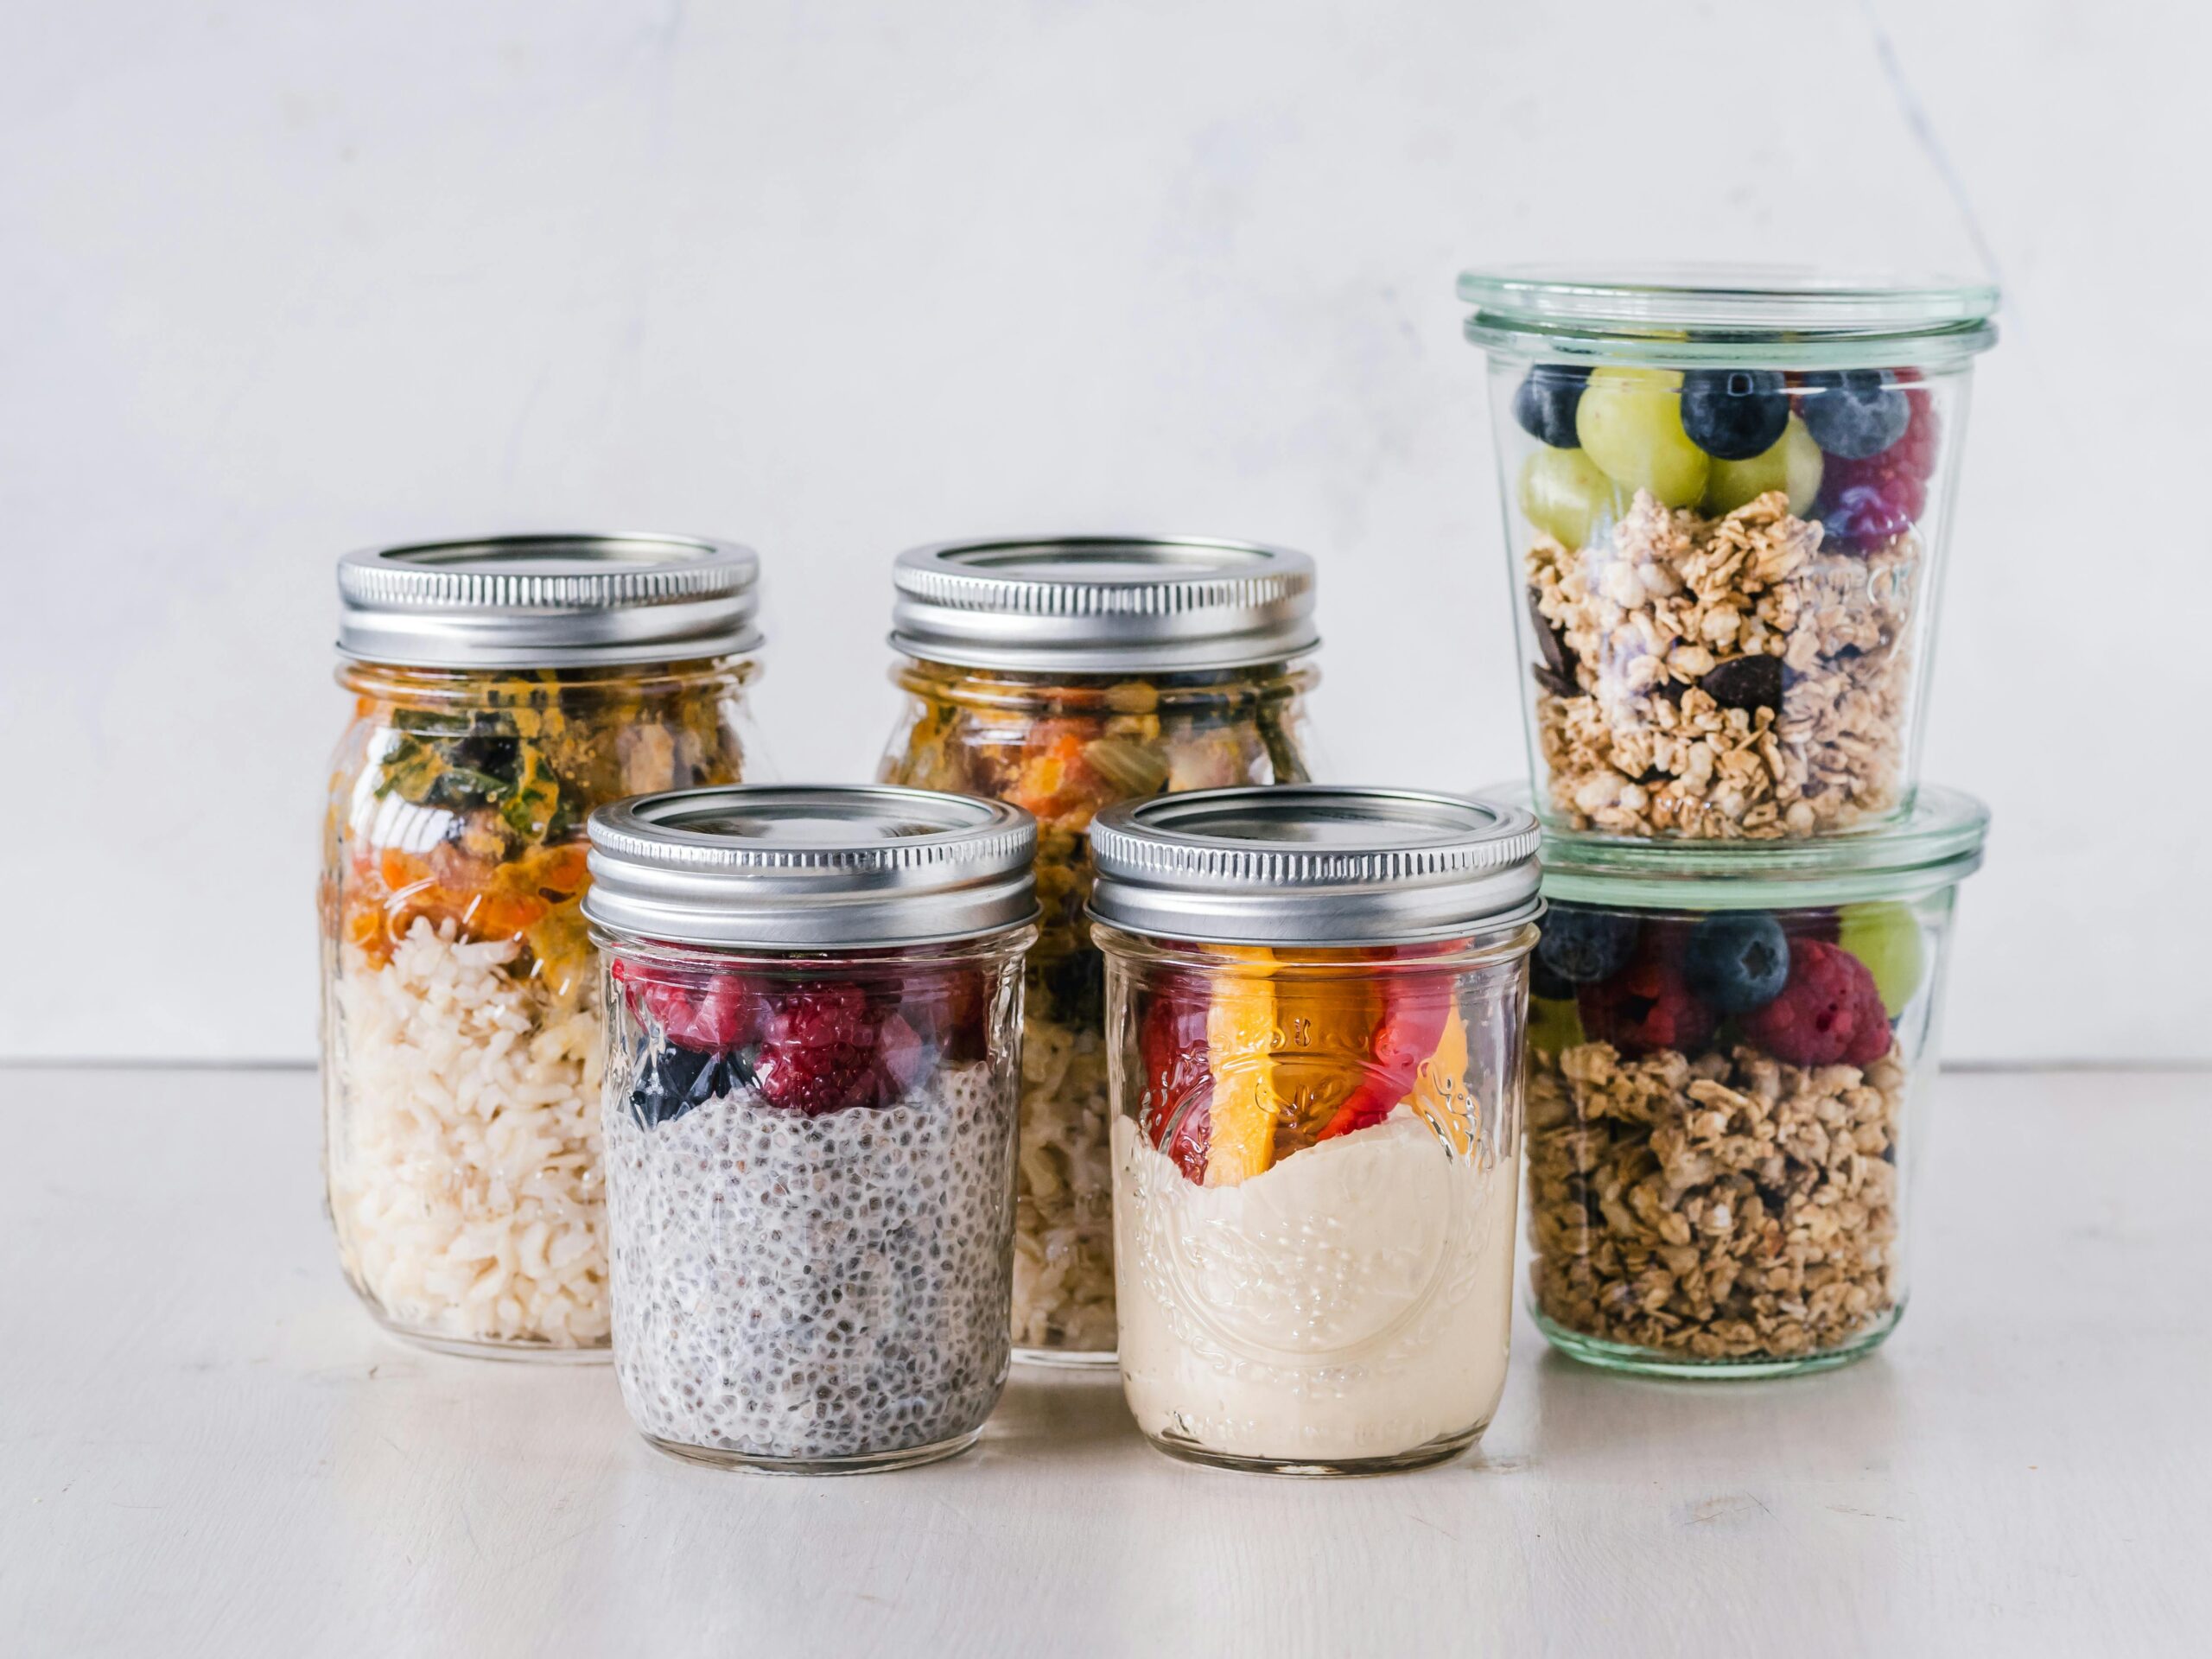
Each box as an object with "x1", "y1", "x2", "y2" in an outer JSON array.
[
  {"x1": 1528, "y1": 490, "x2": 1917, "y2": 839},
  {"x1": 1525, "y1": 1039, "x2": 1906, "y2": 1361}
]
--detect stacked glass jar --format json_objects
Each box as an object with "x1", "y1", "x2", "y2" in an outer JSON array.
[
  {"x1": 877, "y1": 537, "x2": 1323, "y2": 1365},
  {"x1": 321, "y1": 534, "x2": 769, "y2": 1357},
  {"x1": 1460, "y1": 270, "x2": 1999, "y2": 1376}
]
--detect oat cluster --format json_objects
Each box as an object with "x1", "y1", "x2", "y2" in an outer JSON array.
[
  {"x1": 1528, "y1": 490, "x2": 1917, "y2": 838},
  {"x1": 1526, "y1": 1038, "x2": 1905, "y2": 1361}
]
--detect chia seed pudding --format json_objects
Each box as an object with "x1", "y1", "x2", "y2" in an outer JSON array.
[
  {"x1": 582, "y1": 781, "x2": 1039, "y2": 1473},
  {"x1": 605, "y1": 1054, "x2": 1016, "y2": 1465}
]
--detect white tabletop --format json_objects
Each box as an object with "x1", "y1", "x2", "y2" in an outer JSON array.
[{"x1": 4, "y1": 1064, "x2": 2206, "y2": 1657}]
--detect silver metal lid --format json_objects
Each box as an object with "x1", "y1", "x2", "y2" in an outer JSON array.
[
  {"x1": 1088, "y1": 786, "x2": 1542, "y2": 946},
  {"x1": 888, "y1": 535, "x2": 1319, "y2": 673},
  {"x1": 584, "y1": 785, "x2": 1038, "y2": 950},
  {"x1": 337, "y1": 533, "x2": 762, "y2": 668}
]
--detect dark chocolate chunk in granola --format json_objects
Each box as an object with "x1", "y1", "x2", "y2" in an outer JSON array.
[
  {"x1": 1700, "y1": 653, "x2": 1784, "y2": 711},
  {"x1": 1527, "y1": 587, "x2": 1580, "y2": 686}
]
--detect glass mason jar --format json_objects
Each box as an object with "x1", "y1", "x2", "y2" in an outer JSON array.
[
  {"x1": 582, "y1": 785, "x2": 1039, "y2": 1473},
  {"x1": 1498, "y1": 784, "x2": 1988, "y2": 1377},
  {"x1": 1459, "y1": 270, "x2": 1999, "y2": 840},
  {"x1": 320, "y1": 534, "x2": 767, "y2": 1358},
  {"x1": 877, "y1": 537, "x2": 1323, "y2": 1366},
  {"x1": 1088, "y1": 787, "x2": 1541, "y2": 1475}
]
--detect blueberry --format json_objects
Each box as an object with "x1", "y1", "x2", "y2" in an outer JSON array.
[
  {"x1": 1536, "y1": 907, "x2": 1639, "y2": 985},
  {"x1": 1800, "y1": 370, "x2": 1910, "y2": 460},
  {"x1": 1529, "y1": 950, "x2": 1576, "y2": 1001},
  {"x1": 629, "y1": 1042, "x2": 724, "y2": 1128},
  {"x1": 1680, "y1": 369, "x2": 1789, "y2": 461},
  {"x1": 1513, "y1": 365, "x2": 1590, "y2": 449},
  {"x1": 1684, "y1": 912, "x2": 1789, "y2": 1014}
]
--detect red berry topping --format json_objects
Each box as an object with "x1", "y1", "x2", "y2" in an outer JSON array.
[
  {"x1": 893, "y1": 963, "x2": 989, "y2": 1065},
  {"x1": 612, "y1": 958, "x2": 763, "y2": 1052},
  {"x1": 1140, "y1": 972, "x2": 1214, "y2": 1181},
  {"x1": 1741, "y1": 938, "x2": 1893, "y2": 1067},
  {"x1": 1816, "y1": 386, "x2": 1941, "y2": 551},
  {"x1": 753, "y1": 983, "x2": 883, "y2": 1116},
  {"x1": 1577, "y1": 932, "x2": 1716, "y2": 1058}
]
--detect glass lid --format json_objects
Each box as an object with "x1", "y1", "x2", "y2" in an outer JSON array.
[{"x1": 1458, "y1": 264, "x2": 1999, "y2": 369}]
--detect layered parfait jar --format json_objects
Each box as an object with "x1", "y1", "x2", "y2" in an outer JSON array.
[
  {"x1": 583, "y1": 785, "x2": 1038, "y2": 1472},
  {"x1": 1089, "y1": 787, "x2": 1541, "y2": 1475},
  {"x1": 320, "y1": 534, "x2": 767, "y2": 1357},
  {"x1": 1495, "y1": 785, "x2": 1988, "y2": 1376},
  {"x1": 1459, "y1": 270, "x2": 1997, "y2": 839},
  {"x1": 877, "y1": 537, "x2": 1321, "y2": 1365}
]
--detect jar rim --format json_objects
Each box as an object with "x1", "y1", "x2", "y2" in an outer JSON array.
[
  {"x1": 1458, "y1": 264, "x2": 1999, "y2": 370},
  {"x1": 1475, "y1": 782, "x2": 1989, "y2": 908}
]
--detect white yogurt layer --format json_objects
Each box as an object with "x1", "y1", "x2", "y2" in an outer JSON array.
[{"x1": 1111, "y1": 1109, "x2": 1516, "y2": 1463}]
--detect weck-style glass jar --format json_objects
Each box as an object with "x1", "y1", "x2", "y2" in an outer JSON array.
[
  {"x1": 584, "y1": 785, "x2": 1038, "y2": 1473},
  {"x1": 320, "y1": 533, "x2": 768, "y2": 1357},
  {"x1": 1492, "y1": 783, "x2": 1989, "y2": 1376},
  {"x1": 1459, "y1": 270, "x2": 1998, "y2": 840},
  {"x1": 1088, "y1": 786, "x2": 1541, "y2": 1475},
  {"x1": 878, "y1": 537, "x2": 1323, "y2": 1366}
]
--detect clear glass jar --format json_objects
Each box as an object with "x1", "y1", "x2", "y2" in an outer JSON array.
[
  {"x1": 584, "y1": 785, "x2": 1039, "y2": 1473},
  {"x1": 877, "y1": 537, "x2": 1323, "y2": 1366},
  {"x1": 1089, "y1": 787, "x2": 1540, "y2": 1475},
  {"x1": 1459, "y1": 269, "x2": 1999, "y2": 840},
  {"x1": 320, "y1": 534, "x2": 766, "y2": 1358},
  {"x1": 1503, "y1": 784, "x2": 1988, "y2": 1376}
]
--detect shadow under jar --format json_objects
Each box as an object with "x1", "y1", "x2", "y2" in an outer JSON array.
[
  {"x1": 1089, "y1": 787, "x2": 1541, "y2": 1475},
  {"x1": 584, "y1": 785, "x2": 1039, "y2": 1473},
  {"x1": 320, "y1": 534, "x2": 768, "y2": 1359},
  {"x1": 1492, "y1": 784, "x2": 1988, "y2": 1377},
  {"x1": 1459, "y1": 268, "x2": 1998, "y2": 840},
  {"x1": 877, "y1": 537, "x2": 1323, "y2": 1367}
]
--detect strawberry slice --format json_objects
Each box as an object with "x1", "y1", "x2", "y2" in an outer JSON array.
[{"x1": 1140, "y1": 969, "x2": 1216, "y2": 1182}]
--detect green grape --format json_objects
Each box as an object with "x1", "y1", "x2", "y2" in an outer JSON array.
[
  {"x1": 1519, "y1": 445, "x2": 1628, "y2": 549},
  {"x1": 1702, "y1": 413, "x2": 1825, "y2": 517},
  {"x1": 1528, "y1": 994, "x2": 1586, "y2": 1057},
  {"x1": 1837, "y1": 901, "x2": 1926, "y2": 1017},
  {"x1": 1574, "y1": 367, "x2": 1709, "y2": 508}
]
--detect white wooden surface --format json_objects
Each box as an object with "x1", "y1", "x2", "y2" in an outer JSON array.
[{"x1": 4, "y1": 1065, "x2": 2206, "y2": 1657}]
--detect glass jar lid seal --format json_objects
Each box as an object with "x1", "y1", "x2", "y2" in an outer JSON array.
[
  {"x1": 584, "y1": 785, "x2": 1038, "y2": 949},
  {"x1": 889, "y1": 535, "x2": 1319, "y2": 673},
  {"x1": 1478, "y1": 783, "x2": 1990, "y2": 908},
  {"x1": 1088, "y1": 786, "x2": 1541, "y2": 945},
  {"x1": 1458, "y1": 264, "x2": 1999, "y2": 370},
  {"x1": 337, "y1": 533, "x2": 762, "y2": 669}
]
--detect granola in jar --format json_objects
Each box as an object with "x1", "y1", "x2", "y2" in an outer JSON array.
[
  {"x1": 1461, "y1": 268, "x2": 1997, "y2": 838},
  {"x1": 1495, "y1": 786, "x2": 1988, "y2": 1376},
  {"x1": 879, "y1": 537, "x2": 1322, "y2": 1363}
]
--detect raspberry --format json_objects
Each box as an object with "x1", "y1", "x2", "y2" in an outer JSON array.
[
  {"x1": 1577, "y1": 931, "x2": 1716, "y2": 1057},
  {"x1": 753, "y1": 983, "x2": 884, "y2": 1115},
  {"x1": 611, "y1": 958, "x2": 762, "y2": 1052},
  {"x1": 1740, "y1": 938, "x2": 1892, "y2": 1067},
  {"x1": 1815, "y1": 386, "x2": 1940, "y2": 551}
]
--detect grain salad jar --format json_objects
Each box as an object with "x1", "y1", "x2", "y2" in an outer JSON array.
[
  {"x1": 1088, "y1": 787, "x2": 1540, "y2": 1475},
  {"x1": 1494, "y1": 784, "x2": 1988, "y2": 1377},
  {"x1": 878, "y1": 536, "x2": 1322, "y2": 1366},
  {"x1": 1459, "y1": 270, "x2": 1997, "y2": 840},
  {"x1": 583, "y1": 785, "x2": 1038, "y2": 1473},
  {"x1": 320, "y1": 534, "x2": 768, "y2": 1357}
]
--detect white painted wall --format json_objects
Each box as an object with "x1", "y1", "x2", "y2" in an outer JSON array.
[{"x1": 2, "y1": 0, "x2": 2204, "y2": 1063}]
